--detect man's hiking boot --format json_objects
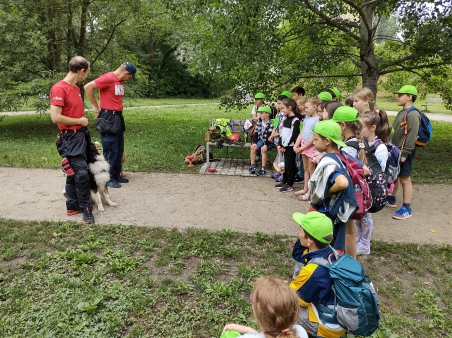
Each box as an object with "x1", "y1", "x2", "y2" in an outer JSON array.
[{"x1": 83, "y1": 207, "x2": 95, "y2": 224}]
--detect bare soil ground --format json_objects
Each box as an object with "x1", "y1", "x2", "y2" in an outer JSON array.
[{"x1": 0, "y1": 167, "x2": 450, "y2": 245}]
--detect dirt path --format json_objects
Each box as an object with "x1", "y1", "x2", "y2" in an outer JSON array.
[{"x1": 1, "y1": 167, "x2": 450, "y2": 245}]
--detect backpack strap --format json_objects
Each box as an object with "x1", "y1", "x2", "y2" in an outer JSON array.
[{"x1": 401, "y1": 106, "x2": 419, "y2": 150}]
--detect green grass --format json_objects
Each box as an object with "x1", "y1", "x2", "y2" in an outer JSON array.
[
  {"x1": 0, "y1": 100, "x2": 451, "y2": 182},
  {"x1": 0, "y1": 219, "x2": 451, "y2": 337}
]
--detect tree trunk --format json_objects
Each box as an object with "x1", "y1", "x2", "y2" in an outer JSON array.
[
  {"x1": 160, "y1": 45, "x2": 178, "y2": 69},
  {"x1": 149, "y1": 32, "x2": 155, "y2": 75},
  {"x1": 359, "y1": 0, "x2": 380, "y2": 97}
]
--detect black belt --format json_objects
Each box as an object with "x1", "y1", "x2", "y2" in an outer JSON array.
[
  {"x1": 60, "y1": 127, "x2": 87, "y2": 134},
  {"x1": 100, "y1": 108, "x2": 122, "y2": 115}
]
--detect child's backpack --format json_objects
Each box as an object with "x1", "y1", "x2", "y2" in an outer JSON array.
[
  {"x1": 374, "y1": 140, "x2": 401, "y2": 186},
  {"x1": 363, "y1": 139, "x2": 388, "y2": 213},
  {"x1": 402, "y1": 106, "x2": 432, "y2": 147},
  {"x1": 326, "y1": 153, "x2": 372, "y2": 220},
  {"x1": 311, "y1": 248, "x2": 380, "y2": 336}
]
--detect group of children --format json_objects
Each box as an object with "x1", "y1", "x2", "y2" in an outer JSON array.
[
  {"x1": 219, "y1": 85, "x2": 421, "y2": 338},
  {"x1": 249, "y1": 85, "x2": 420, "y2": 255}
]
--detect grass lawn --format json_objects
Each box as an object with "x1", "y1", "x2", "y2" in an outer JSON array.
[
  {"x1": 0, "y1": 219, "x2": 451, "y2": 338},
  {"x1": 0, "y1": 100, "x2": 451, "y2": 183}
]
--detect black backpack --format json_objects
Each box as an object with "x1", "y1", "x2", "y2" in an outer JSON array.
[{"x1": 364, "y1": 138, "x2": 389, "y2": 213}]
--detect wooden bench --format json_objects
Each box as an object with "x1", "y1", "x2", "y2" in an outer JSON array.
[
  {"x1": 422, "y1": 98, "x2": 443, "y2": 110},
  {"x1": 205, "y1": 119, "x2": 252, "y2": 166}
]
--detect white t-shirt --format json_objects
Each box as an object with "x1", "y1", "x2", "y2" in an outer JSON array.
[
  {"x1": 251, "y1": 105, "x2": 261, "y2": 118},
  {"x1": 238, "y1": 325, "x2": 308, "y2": 338},
  {"x1": 372, "y1": 138, "x2": 388, "y2": 171}
]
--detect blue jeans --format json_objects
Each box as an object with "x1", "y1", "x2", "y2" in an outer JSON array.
[
  {"x1": 65, "y1": 157, "x2": 92, "y2": 210},
  {"x1": 296, "y1": 153, "x2": 304, "y2": 179},
  {"x1": 101, "y1": 129, "x2": 124, "y2": 181}
]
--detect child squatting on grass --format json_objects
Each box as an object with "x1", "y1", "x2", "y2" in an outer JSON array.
[
  {"x1": 290, "y1": 211, "x2": 347, "y2": 338},
  {"x1": 221, "y1": 276, "x2": 309, "y2": 338}
]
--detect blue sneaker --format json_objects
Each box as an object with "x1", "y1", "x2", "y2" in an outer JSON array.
[
  {"x1": 393, "y1": 206, "x2": 412, "y2": 220},
  {"x1": 107, "y1": 180, "x2": 121, "y2": 188},
  {"x1": 249, "y1": 166, "x2": 256, "y2": 174},
  {"x1": 386, "y1": 200, "x2": 397, "y2": 208},
  {"x1": 116, "y1": 176, "x2": 129, "y2": 183},
  {"x1": 256, "y1": 168, "x2": 266, "y2": 176}
]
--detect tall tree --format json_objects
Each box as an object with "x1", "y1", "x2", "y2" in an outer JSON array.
[{"x1": 186, "y1": 0, "x2": 452, "y2": 106}]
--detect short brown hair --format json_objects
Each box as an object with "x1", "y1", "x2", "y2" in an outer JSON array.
[
  {"x1": 302, "y1": 228, "x2": 332, "y2": 249},
  {"x1": 68, "y1": 56, "x2": 89, "y2": 73}
]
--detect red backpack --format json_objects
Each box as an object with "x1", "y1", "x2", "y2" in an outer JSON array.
[{"x1": 328, "y1": 153, "x2": 372, "y2": 220}]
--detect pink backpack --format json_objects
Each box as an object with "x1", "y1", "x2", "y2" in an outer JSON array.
[{"x1": 331, "y1": 153, "x2": 372, "y2": 220}]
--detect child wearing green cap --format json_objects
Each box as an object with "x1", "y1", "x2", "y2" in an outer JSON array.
[
  {"x1": 249, "y1": 106, "x2": 275, "y2": 176},
  {"x1": 308, "y1": 120, "x2": 358, "y2": 253},
  {"x1": 386, "y1": 85, "x2": 420, "y2": 220},
  {"x1": 290, "y1": 212, "x2": 346, "y2": 338},
  {"x1": 251, "y1": 93, "x2": 266, "y2": 121},
  {"x1": 222, "y1": 276, "x2": 308, "y2": 338}
]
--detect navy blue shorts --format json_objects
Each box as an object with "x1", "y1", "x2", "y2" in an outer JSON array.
[{"x1": 399, "y1": 147, "x2": 416, "y2": 177}]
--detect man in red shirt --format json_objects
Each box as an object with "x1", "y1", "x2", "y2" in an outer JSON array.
[
  {"x1": 84, "y1": 62, "x2": 136, "y2": 188},
  {"x1": 50, "y1": 56, "x2": 94, "y2": 224}
]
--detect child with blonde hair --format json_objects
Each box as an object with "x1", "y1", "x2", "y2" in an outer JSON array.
[
  {"x1": 293, "y1": 97, "x2": 320, "y2": 200},
  {"x1": 222, "y1": 276, "x2": 308, "y2": 338}
]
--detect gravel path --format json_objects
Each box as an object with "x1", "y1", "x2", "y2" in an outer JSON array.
[{"x1": 1, "y1": 167, "x2": 450, "y2": 245}]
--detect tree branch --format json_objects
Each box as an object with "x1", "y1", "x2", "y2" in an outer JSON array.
[
  {"x1": 294, "y1": 0, "x2": 360, "y2": 41},
  {"x1": 380, "y1": 61, "x2": 451, "y2": 75},
  {"x1": 90, "y1": 19, "x2": 128, "y2": 66},
  {"x1": 380, "y1": 54, "x2": 421, "y2": 70}
]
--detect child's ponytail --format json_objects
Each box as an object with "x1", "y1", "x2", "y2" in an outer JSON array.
[{"x1": 360, "y1": 109, "x2": 392, "y2": 143}]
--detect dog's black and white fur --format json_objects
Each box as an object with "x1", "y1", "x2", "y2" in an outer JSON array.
[
  {"x1": 88, "y1": 143, "x2": 117, "y2": 211},
  {"x1": 63, "y1": 143, "x2": 117, "y2": 212}
]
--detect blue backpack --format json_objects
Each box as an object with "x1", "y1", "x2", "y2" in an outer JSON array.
[
  {"x1": 311, "y1": 248, "x2": 380, "y2": 336},
  {"x1": 402, "y1": 106, "x2": 432, "y2": 147},
  {"x1": 373, "y1": 140, "x2": 402, "y2": 186}
]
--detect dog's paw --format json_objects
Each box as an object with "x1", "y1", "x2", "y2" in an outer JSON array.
[
  {"x1": 108, "y1": 202, "x2": 117, "y2": 207},
  {"x1": 98, "y1": 206, "x2": 105, "y2": 212}
]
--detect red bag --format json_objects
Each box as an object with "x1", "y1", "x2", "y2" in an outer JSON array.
[{"x1": 334, "y1": 153, "x2": 372, "y2": 220}]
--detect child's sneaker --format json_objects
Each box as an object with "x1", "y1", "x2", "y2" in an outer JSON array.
[
  {"x1": 392, "y1": 206, "x2": 412, "y2": 220},
  {"x1": 249, "y1": 166, "x2": 256, "y2": 174},
  {"x1": 385, "y1": 196, "x2": 397, "y2": 208},
  {"x1": 275, "y1": 182, "x2": 285, "y2": 188},
  {"x1": 256, "y1": 168, "x2": 266, "y2": 176},
  {"x1": 279, "y1": 184, "x2": 293, "y2": 192},
  {"x1": 356, "y1": 241, "x2": 370, "y2": 255}
]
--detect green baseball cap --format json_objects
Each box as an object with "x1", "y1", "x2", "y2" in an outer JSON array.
[
  {"x1": 293, "y1": 212, "x2": 333, "y2": 244},
  {"x1": 318, "y1": 91, "x2": 333, "y2": 101},
  {"x1": 329, "y1": 87, "x2": 341, "y2": 99},
  {"x1": 313, "y1": 120, "x2": 347, "y2": 148},
  {"x1": 280, "y1": 90, "x2": 292, "y2": 99},
  {"x1": 332, "y1": 106, "x2": 360, "y2": 123},
  {"x1": 258, "y1": 106, "x2": 271, "y2": 114},
  {"x1": 254, "y1": 92, "x2": 266, "y2": 99},
  {"x1": 394, "y1": 85, "x2": 418, "y2": 96}
]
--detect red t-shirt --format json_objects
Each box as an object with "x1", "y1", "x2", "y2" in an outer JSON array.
[
  {"x1": 94, "y1": 72, "x2": 124, "y2": 111},
  {"x1": 50, "y1": 80, "x2": 84, "y2": 131}
]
